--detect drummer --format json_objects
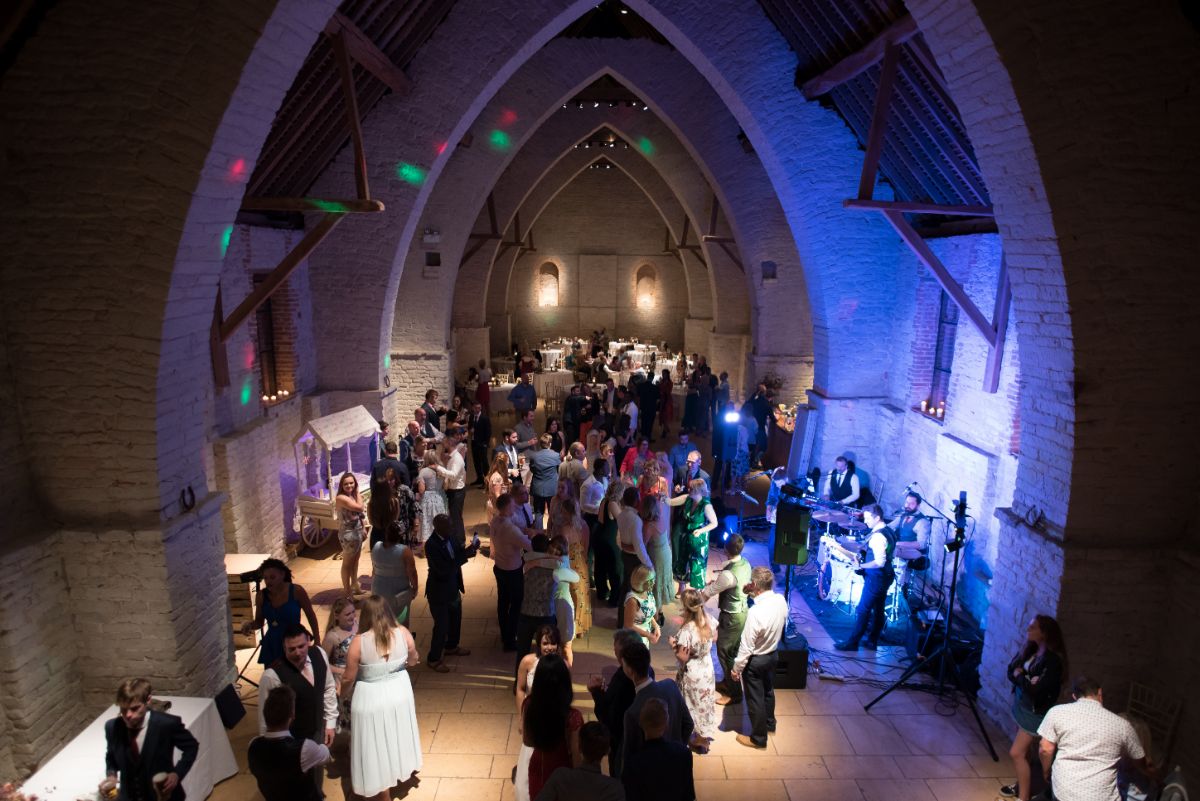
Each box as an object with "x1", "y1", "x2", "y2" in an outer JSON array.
[{"x1": 888, "y1": 492, "x2": 931, "y2": 549}]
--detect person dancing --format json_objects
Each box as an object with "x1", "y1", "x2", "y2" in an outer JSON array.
[
  {"x1": 667, "y1": 478, "x2": 718, "y2": 595},
  {"x1": 1000, "y1": 614, "x2": 1067, "y2": 800},
  {"x1": 671, "y1": 588, "x2": 719, "y2": 753}
]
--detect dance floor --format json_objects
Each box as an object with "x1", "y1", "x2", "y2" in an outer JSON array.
[{"x1": 217, "y1": 442, "x2": 1012, "y2": 801}]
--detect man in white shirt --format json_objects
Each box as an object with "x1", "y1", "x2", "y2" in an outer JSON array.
[
  {"x1": 490, "y1": 493, "x2": 532, "y2": 652},
  {"x1": 730, "y1": 566, "x2": 789, "y2": 749},
  {"x1": 442, "y1": 427, "x2": 468, "y2": 543},
  {"x1": 623, "y1": 396, "x2": 639, "y2": 435},
  {"x1": 494, "y1": 429, "x2": 522, "y2": 486},
  {"x1": 835, "y1": 504, "x2": 895, "y2": 652},
  {"x1": 823, "y1": 455, "x2": 860, "y2": 506},
  {"x1": 558, "y1": 441, "x2": 589, "y2": 489},
  {"x1": 1037, "y1": 676, "x2": 1153, "y2": 801},
  {"x1": 510, "y1": 483, "x2": 541, "y2": 531},
  {"x1": 248, "y1": 686, "x2": 330, "y2": 801}
]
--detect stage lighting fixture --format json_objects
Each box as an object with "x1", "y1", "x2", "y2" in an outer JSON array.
[
  {"x1": 724, "y1": 410, "x2": 740, "y2": 423},
  {"x1": 593, "y1": 101, "x2": 600, "y2": 108}
]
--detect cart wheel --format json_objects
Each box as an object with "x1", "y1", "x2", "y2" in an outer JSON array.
[
  {"x1": 300, "y1": 517, "x2": 330, "y2": 549},
  {"x1": 817, "y1": 560, "x2": 833, "y2": 600}
]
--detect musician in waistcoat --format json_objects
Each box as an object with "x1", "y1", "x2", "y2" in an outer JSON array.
[
  {"x1": 888, "y1": 492, "x2": 931, "y2": 548},
  {"x1": 256, "y1": 625, "x2": 338, "y2": 790},
  {"x1": 701, "y1": 534, "x2": 754, "y2": 705},
  {"x1": 822, "y1": 455, "x2": 861, "y2": 507},
  {"x1": 834, "y1": 504, "x2": 896, "y2": 652},
  {"x1": 100, "y1": 678, "x2": 199, "y2": 801},
  {"x1": 248, "y1": 686, "x2": 329, "y2": 801}
]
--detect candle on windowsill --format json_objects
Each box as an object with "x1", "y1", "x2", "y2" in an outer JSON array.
[
  {"x1": 920, "y1": 400, "x2": 928, "y2": 412},
  {"x1": 937, "y1": 407, "x2": 945, "y2": 419}
]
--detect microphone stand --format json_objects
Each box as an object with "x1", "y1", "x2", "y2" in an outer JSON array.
[{"x1": 864, "y1": 497, "x2": 998, "y2": 761}]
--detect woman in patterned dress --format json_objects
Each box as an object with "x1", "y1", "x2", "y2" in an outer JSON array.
[
  {"x1": 549, "y1": 497, "x2": 592, "y2": 637},
  {"x1": 623, "y1": 565, "x2": 661, "y2": 647},
  {"x1": 671, "y1": 588, "x2": 719, "y2": 752},
  {"x1": 322, "y1": 598, "x2": 357, "y2": 731}
]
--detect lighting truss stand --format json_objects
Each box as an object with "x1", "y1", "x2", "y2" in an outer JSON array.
[{"x1": 863, "y1": 517, "x2": 998, "y2": 761}]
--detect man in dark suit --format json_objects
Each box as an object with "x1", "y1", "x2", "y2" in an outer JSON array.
[
  {"x1": 369, "y1": 440, "x2": 411, "y2": 493},
  {"x1": 421, "y1": 388, "x2": 449, "y2": 432},
  {"x1": 619, "y1": 642, "x2": 693, "y2": 775},
  {"x1": 100, "y1": 678, "x2": 199, "y2": 801},
  {"x1": 636, "y1": 374, "x2": 659, "y2": 440},
  {"x1": 587, "y1": 629, "x2": 653, "y2": 777},
  {"x1": 623, "y1": 698, "x2": 695, "y2": 801},
  {"x1": 425, "y1": 513, "x2": 480, "y2": 671},
  {"x1": 467, "y1": 401, "x2": 491, "y2": 487}
]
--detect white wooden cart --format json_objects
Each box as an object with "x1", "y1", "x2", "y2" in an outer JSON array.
[{"x1": 292, "y1": 405, "x2": 377, "y2": 550}]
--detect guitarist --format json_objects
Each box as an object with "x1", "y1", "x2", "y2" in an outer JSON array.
[{"x1": 834, "y1": 504, "x2": 895, "y2": 652}]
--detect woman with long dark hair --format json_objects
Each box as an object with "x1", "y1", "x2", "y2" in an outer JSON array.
[
  {"x1": 513, "y1": 624, "x2": 563, "y2": 801},
  {"x1": 522, "y1": 653, "x2": 582, "y2": 800},
  {"x1": 240, "y1": 557, "x2": 320, "y2": 665},
  {"x1": 1001, "y1": 614, "x2": 1067, "y2": 800},
  {"x1": 335, "y1": 471, "x2": 367, "y2": 596}
]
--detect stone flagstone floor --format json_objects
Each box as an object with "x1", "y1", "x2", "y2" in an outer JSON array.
[{"x1": 214, "y1": 460, "x2": 1013, "y2": 801}]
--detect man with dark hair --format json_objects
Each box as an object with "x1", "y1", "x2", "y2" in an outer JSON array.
[
  {"x1": 467, "y1": 400, "x2": 491, "y2": 487},
  {"x1": 507, "y1": 372, "x2": 537, "y2": 417},
  {"x1": 823, "y1": 455, "x2": 861, "y2": 506},
  {"x1": 369, "y1": 420, "x2": 389, "y2": 468},
  {"x1": 623, "y1": 699, "x2": 695, "y2": 801},
  {"x1": 421, "y1": 388, "x2": 449, "y2": 432},
  {"x1": 619, "y1": 642, "x2": 693, "y2": 774},
  {"x1": 888, "y1": 491, "x2": 931, "y2": 548},
  {"x1": 100, "y1": 678, "x2": 199, "y2": 801},
  {"x1": 667, "y1": 432, "x2": 692, "y2": 481},
  {"x1": 730, "y1": 566, "x2": 789, "y2": 749},
  {"x1": 426, "y1": 513, "x2": 480, "y2": 671},
  {"x1": 257, "y1": 626, "x2": 338, "y2": 757},
  {"x1": 534, "y1": 721, "x2": 624, "y2": 801},
  {"x1": 562, "y1": 384, "x2": 587, "y2": 447},
  {"x1": 442, "y1": 427, "x2": 469, "y2": 543},
  {"x1": 370, "y1": 439, "x2": 411, "y2": 496},
  {"x1": 834, "y1": 504, "x2": 895, "y2": 652},
  {"x1": 587, "y1": 629, "x2": 654, "y2": 776},
  {"x1": 495, "y1": 428, "x2": 522, "y2": 485},
  {"x1": 701, "y1": 533, "x2": 753, "y2": 703},
  {"x1": 528, "y1": 433, "x2": 563, "y2": 525},
  {"x1": 637, "y1": 372, "x2": 658, "y2": 440},
  {"x1": 490, "y1": 493, "x2": 531, "y2": 652},
  {"x1": 515, "y1": 408, "x2": 538, "y2": 455},
  {"x1": 1036, "y1": 676, "x2": 1154, "y2": 801},
  {"x1": 247, "y1": 686, "x2": 329, "y2": 801},
  {"x1": 514, "y1": 533, "x2": 558, "y2": 672}
]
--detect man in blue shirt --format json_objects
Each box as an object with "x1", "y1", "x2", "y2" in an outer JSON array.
[
  {"x1": 668, "y1": 431, "x2": 692, "y2": 480},
  {"x1": 507, "y1": 373, "x2": 537, "y2": 416}
]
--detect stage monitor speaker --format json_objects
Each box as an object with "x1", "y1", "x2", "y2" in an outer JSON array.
[
  {"x1": 775, "y1": 631, "x2": 809, "y2": 689},
  {"x1": 215, "y1": 683, "x2": 246, "y2": 729},
  {"x1": 774, "y1": 503, "x2": 810, "y2": 565}
]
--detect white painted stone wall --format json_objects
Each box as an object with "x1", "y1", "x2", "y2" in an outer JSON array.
[
  {"x1": 383, "y1": 354, "x2": 453, "y2": 431},
  {"x1": 506, "y1": 169, "x2": 687, "y2": 348}
]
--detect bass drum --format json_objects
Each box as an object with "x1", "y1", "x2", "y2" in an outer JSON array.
[{"x1": 817, "y1": 559, "x2": 834, "y2": 600}]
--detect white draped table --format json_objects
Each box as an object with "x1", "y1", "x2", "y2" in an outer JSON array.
[
  {"x1": 24, "y1": 696, "x2": 238, "y2": 801},
  {"x1": 532, "y1": 370, "x2": 574, "y2": 400}
]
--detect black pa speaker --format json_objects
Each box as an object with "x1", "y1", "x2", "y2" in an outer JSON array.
[
  {"x1": 215, "y1": 683, "x2": 246, "y2": 729},
  {"x1": 773, "y1": 502, "x2": 811, "y2": 565},
  {"x1": 775, "y1": 631, "x2": 809, "y2": 689}
]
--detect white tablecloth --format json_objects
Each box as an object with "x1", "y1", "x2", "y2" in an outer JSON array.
[
  {"x1": 491, "y1": 383, "x2": 517, "y2": 413},
  {"x1": 540, "y1": 348, "x2": 563, "y2": 371},
  {"x1": 533, "y1": 370, "x2": 574, "y2": 400},
  {"x1": 24, "y1": 696, "x2": 238, "y2": 801}
]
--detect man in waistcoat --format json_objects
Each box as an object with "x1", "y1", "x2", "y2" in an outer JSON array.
[
  {"x1": 888, "y1": 491, "x2": 931, "y2": 549},
  {"x1": 257, "y1": 625, "x2": 338, "y2": 789},
  {"x1": 823, "y1": 455, "x2": 861, "y2": 507},
  {"x1": 100, "y1": 678, "x2": 199, "y2": 801},
  {"x1": 248, "y1": 686, "x2": 329, "y2": 801},
  {"x1": 835, "y1": 504, "x2": 896, "y2": 651},
  {"x1": 701, "y1": 534, "x2": 754, "y2": 704}
]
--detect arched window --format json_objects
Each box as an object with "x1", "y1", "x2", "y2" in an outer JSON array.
[
  {"x1": 635, "y1": 264, "x2": 656, "y2": 309},
  {"x1": 537, "y1": 262, "x2": 559, "y2": 307}
]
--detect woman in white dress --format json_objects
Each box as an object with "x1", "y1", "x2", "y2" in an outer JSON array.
[
  {"x1": 340, "y1": 594, "x2": 422, "y2": 799},
  {"x1": 416, "y1": 450, "x2": 449, "y2": 545},
  {"x1": 513, "y1": 624, "x2": 563, "y2": 801},
  {"x1": 670, "y1": 587, "x2": 720, "y2": 753}
]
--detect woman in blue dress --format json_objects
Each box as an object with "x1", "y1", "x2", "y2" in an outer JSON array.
[{"x1": 239, "y1": 557, "x2": 320, "y2": 665}]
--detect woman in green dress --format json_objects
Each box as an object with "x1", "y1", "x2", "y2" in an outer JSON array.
[{"x1": 667, "y1": 478, "x2": 720, "y2": 594}]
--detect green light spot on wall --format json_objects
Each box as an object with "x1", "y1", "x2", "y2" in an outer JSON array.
[
  {"x1": 396, "y1": 162, "x2": 427, "y2": 185},
  {"x1": 239, "y1": 379, "x2": 252, "y2": 406},
  {"x1": 637, "y1": 137, "x2": 655, "y2": 156},
  {"x1": 220, "y1": 225, "x2": 233, "y2": 258},
  {"x1": 489, "y1": 130, "x2": 511, "y2": 150},
  {"x1": 384, "y1": 353, "x2": 391, "y2": 369},
  {"x1": 310, "y1": 199, "x2": 349, "y2": 213}
]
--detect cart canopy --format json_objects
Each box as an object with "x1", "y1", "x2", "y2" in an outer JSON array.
[{"x1": 294, "y1": 405, "x2": 378, "y2": 451}]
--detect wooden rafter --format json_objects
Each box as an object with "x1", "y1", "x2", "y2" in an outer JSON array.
[
  {"x1": 800, "y1": 13, "x2": 919, "y2": 99},
  {"x1": 464, "y1": 194, "x2": 532, "y2": 266},
  {"x1": 698, "y1": 195, "x2": 743, "y2": 271},
  {"x1": 240, "y1": 197, "x2": 384, "y2": 213},
  {"x1": 662, "y1": 215, "x2": 708, "y2": 269},
  {"x1": 323, "y1": 12, "x2": 412, "y2": 94},
  {"x1": 331, "y1": 31, "x2": 370, "y2": 200},
  {"x1": 857, "y1": 43, "x2": 900, "y2": 200},
  {"x1": 843, "y1": 199, "x2": 993, "y2": 217},
  {"x1": 220, "y1": 214, "x2": 345, "y2": 343}
]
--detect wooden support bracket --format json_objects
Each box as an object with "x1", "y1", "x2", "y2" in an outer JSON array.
[
  {"x1": 220, "y1": 214, "x2": 345, "y2": 343},
  {"x1": 800, "y1": 14, "x2": 919, "y2": 99},
  {"x1": 240, "y1": 197, "x2": 384, "y2": 213},
  {"x1": 843, "y1": 199, "x2": 993, "y2": 218},
  {"x1": 324, "y1": 12, "x2": 412, "y2": 95},
  {"x1": 331, "y1": 31, "x2": 370, "y2": 200}
]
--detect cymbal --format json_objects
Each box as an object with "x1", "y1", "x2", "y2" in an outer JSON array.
[
  {"x1": 896, "y1": 545, "x2": 925, "y2": 561},
  {"x1": 842, "y1": 519, "x2": 868, "y2": 531},
  {"x1": 836, "y1": 536, "x2": 864, "y2": 551},
  {"x1": 812, "y1": 509, "x2": 852, "y2": 524}
]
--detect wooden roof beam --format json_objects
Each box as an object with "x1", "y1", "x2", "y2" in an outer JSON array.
[
  {"x1": 324, "y1": 12, "x2": 412, "y2": 95},
  {"x1": 240, "y1": 197, "x2": 384, "y2": 213},
  {"x1": 844, "y1": 198, "x2": 993, "y2": 217},
  {"x1": 799, "y1": 13, "x2": 919, "y2": 99}
]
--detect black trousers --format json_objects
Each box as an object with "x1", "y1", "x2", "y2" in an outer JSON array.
[
  {"x1": 616, "y1": 551, "x2": 642, "y2": 628},
  {"x1": 742, "y1": 651, "x2": 778, "y2": 746},
  {"x1": 428, "y1": 592, "x2": 462, "y2": 663},
  {"x1": 847, "y1": 571, "x2": 893, "y2": 646},
  {"x1": 532, "y1": 493, "x2": 551, "y2": 527},
  {"x1": 514, "y1": 613, "x2": 555, "y2": 675},
  {"x1": 470, "y1": 442, "x2": 488, "y2": 483},
  {"x1": 494, "y1": 565, "x2": 524, "y2": 649},
  {"x1": 446, "y1": 487, "x2": 467, "y2": 543}
]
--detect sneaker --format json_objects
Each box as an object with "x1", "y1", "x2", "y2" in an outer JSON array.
[
  {"x1": 833, "y1": 641, "x2": 859, "y2": 651},
  {"x1": 999, "y1": 784, "x2": 1018, "y2": 798}
]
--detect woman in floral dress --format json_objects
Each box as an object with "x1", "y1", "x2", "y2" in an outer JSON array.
[{"x1": 671, "y1": 588, "x2": 719, "y2": 752}]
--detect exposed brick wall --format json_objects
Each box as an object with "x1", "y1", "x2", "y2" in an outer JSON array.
[{"x1": 383, "y1": 354, "x2": 453, "y2": 431}]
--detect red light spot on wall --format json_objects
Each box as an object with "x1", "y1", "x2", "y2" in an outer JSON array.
[
  {"x1": 436, "y1": 141, "x2": 448, "y2": 155},
  {"x1": 229, "y1": 158, "x2": 246, "y2": 180},
  {"x1": 242, "y1": 341, "x2": 256, "y2": 370},
  {"x1": 499, "y1": 108, "x2": 518, "y2": 127}
]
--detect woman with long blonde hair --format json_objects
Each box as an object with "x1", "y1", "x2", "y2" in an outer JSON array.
[
  {"x1": 671, "y1": 588, "x2": 719, "y2": 751},
  {"x1": 640, "y1": 493, "x2": 673, "y2": 614},
  {"x1": 486, "y1": 451, "x2": 512, "y2": 523},
  {"x1": 550, "y1": 497, "x2": 591, "y2": 637},
  {"x1": 340, "y1": 594, "x2": 421, "y2": 800}
]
